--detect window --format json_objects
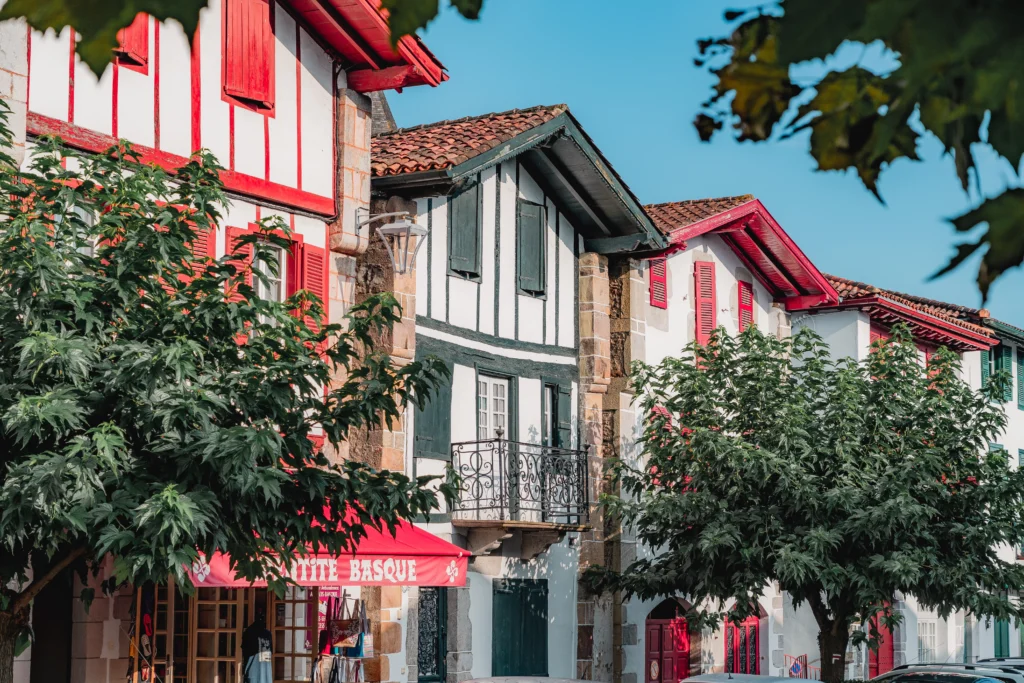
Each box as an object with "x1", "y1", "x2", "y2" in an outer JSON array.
[
  {"x1": 254, "y1": 244, "x2": 286, "y2": 305},
  {"x1": 649, "y1": 258, "x2": 667, "y2": 309},
  {"x1": 1018, "y1": 347, "x2": 1024, "y2": 410},
  {"x1": 693, "y1": 261, "x2": 716, "y2": 346},
  {"x1": 995, "y1": 618, "x2": 1011, "y2": 658},
  {"x1": 478, "y1": 376, "x2": 509, "y2": 440},
  {"x1": 516, "y1": 199, "x2": 546, "y2": 296},
  {"x1": 115, "y1": 13, "x2": 149, "y2": 72},
  {"x1": 917, "y1": 620, "x2": 937, "y2": 662},
  {"x1": 540, "y1": 383, "x2": 572, "y2": 448},
  {"x1": 271, "y1": 587, "x2": 317, "y2": 683},
  {"x1": 223, "y1": 0, "x2": 275, "y2": 111},
  {"x1": 738, "y1": 280, "x2": 754, "y2": 332},
  {"x1": 448, "y1": 182, "x2": 481, "y2": 279},
  {"x1": 492, "y1": 579, "x2": 548, "y2": 676},
  {"x1": 417, "y1": 588, "x2": 448, "y2": 683},
  {"x1": 542, "y1": 385, "x2": 556, "y2": 448},
  {"x1": 994, "y1": 343, "x2": 1014, "y2": 402}
]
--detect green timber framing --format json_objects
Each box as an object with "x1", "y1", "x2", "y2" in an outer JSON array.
[{"x1": 371, "y1": 109, "x2": 667, "y2": 255}]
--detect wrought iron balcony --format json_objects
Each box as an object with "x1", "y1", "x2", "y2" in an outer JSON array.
[{"x1": 450, "y1": 432, "x2": 589, "y2": 527}]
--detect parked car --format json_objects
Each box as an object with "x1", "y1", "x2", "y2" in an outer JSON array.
[
  {"x1": 980, "y1": 659, "x2": 1024, "y2": 671},
  {"x1": 872, "y1": 663, "x2": 1024, "y2": 683},
  {"x1": 686, "y1": 675, "x2": 791, "y2": 683}
]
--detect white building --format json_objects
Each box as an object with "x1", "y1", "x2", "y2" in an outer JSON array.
[
  {"x1": 369, "y1": 103, "x2": 666, "y2": 683},
  {"x1": 0, "y1": 2, "x2": 448, "y2": 683}
]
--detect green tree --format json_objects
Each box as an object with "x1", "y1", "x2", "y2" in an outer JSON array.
[
  {"x1": 0, "y1": 105, "x2": 453, "y2": 683},
  {"x1": 584, "y1": 324, "x2": 1024, "y2": 683},
  {"x1": 693, "y1": 2, "x2": 1024, "y2": 300}
]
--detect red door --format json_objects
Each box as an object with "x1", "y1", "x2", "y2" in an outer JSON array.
[
  {"x1": 868, "y1": 612, "x2": 894, "y2": 677},
  {"x1": 646, "y1": 618, "x2": 690, "y2": 683},
  {"x1": 725, "y1": 616, "x2": 759, "y2": 675}
]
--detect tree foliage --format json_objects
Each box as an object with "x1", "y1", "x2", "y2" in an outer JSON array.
[
  {"x1": 0, "y1": 103, "x2": 454, "y2": 674},
  {"x1": 695, "y1": 2, "x2": 1024, "y2": 300},
  {"x1": 584, "y1": 324, "x2": 1024, "y2": 683},
  {"x1": 0, "y1": 0, "x2": 482, "y2": 77}
]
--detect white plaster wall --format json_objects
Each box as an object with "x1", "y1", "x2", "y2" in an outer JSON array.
[
  {"x1": 644, "y1": 233, "x2": 777, "y2": 367},
  {"x1": 792, "y1": 309, "x2": 871, "y2": 362},
  {"x1": 27, "y1": 0, "x2": 335, "y2": 195}
]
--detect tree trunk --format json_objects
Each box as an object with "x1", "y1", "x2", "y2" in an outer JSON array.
[
  {"x1": 0, "y1": 611, "x2": 18, "y2": 683},
  {"x1": 819, "y1": 626, "x2": 851, "y2": 683}
]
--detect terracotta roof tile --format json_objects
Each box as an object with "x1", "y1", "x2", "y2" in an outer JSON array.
[
  {"x1": 371, "y1": 104, "x2": 568, "y2": 177},
  {"x1": 643, "y1": 195, "x2": 756, "y2": 233},
  {"x1": 824, "y1": 274, "x2": 992, "y2": 337}
]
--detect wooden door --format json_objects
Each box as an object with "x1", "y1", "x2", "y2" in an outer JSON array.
[
  {"x1": 646, "y1": 618, "x2": 689, "y2": 683},
  {"x1": 725, "y1": 616, "x2": 759, "y2": 675},
  {"x1": 868, "y1": 612, "x2": 894, "y2": 677}
]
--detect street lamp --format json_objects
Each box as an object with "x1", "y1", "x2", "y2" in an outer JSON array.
[{"x1": 355, "y1": 208, "x2": 427, "y2": 275}]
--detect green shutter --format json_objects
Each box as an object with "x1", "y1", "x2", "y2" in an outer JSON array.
[
  {"x1": 414, "y1": 370, "x2": 453, "y2": 460},
  {"x1": 996, "y1": 619, "x2": 1010, "y2": 657},
  {"x1": 448, "y1": 182, "x2": 481, "y2": 276},
  {"x1": 517, "y1": 199, "x2": 546, "y2": 294},
  {"x1": 492, "y1": 579, "x2": 548, "y2": 676},
  {"x1": 1018, "y1": 347, "x2": 1024, "y2": 410},
  {"x1": 996, "y1": 344, "x2": 1014, "y2": 402},
  {"x1": 556, "y1": 384, "x2": 572, "y2": 449},
  {"x1": 981, "y1": 348, "x2": 991, "y2": 389}
]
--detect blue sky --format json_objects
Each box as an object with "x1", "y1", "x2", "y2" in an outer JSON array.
[{"x1": 385, "y1": 0, "x2": 1024, "y2": 323}]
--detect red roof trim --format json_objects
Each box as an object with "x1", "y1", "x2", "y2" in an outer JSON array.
[
  {"x1": 283, "y1": 0, "x2": 446, "y2": 92},
  {"x1": 650, "y1": 199, "x2": 838, "y2": 308},
  {"x1": 800, "y1": 295, "x2": 996, "y2": 351}
]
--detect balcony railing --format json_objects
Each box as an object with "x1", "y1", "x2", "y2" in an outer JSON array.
[{"x1": 450, "y1": 435, "x2": 589, "y2": 526}]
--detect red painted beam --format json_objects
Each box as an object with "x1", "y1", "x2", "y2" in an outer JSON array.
[
  {"x1": 28, "y1": 113, "x2": 336, "y2": 217},
  {"x1": 347, "y1": 64, "x2": 422, "y2": 92}
]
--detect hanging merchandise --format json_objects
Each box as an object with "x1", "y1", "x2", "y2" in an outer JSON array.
[
  {"x1": 124, "y1": 590, "x2": 139, "y2": 683},
  {"x1": 327, "y1": 592, "x2": 361, "y2": 649}
]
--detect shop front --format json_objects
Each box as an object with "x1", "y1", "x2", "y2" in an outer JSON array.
[{"x1": 125, "y1": 520, "x2": 467, "y2": 683}]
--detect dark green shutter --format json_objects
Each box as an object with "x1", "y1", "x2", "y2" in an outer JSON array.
[
  {"x1": 414, "y1": 371, "x2": 453, "y2": 460},
  {"x1": 996, "y1": 344, "x2": 1014, "y2": 402},
  {"x1": 1018, "y1": 347, "x2": 1024, "y2": 410},
  {"x1": 449, "y1": 182, "x2": 480, "y2": 276},
  {"x1": 996, "y1": 618, "x2": 1010, "y2": 657},
  {"x1": 492, "y1": 579, "x2": 548, "y2": 676},
  {"x1": 556, "y1": 384, "x2": 572, "y2": 449},
  {"x1": 981, "y1": 348, "x2": 991, "y2": 389},
  {"x1": 517, "y1": 200, "x2": 545, "y2": 294}
]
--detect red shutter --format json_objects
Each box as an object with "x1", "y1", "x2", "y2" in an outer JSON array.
[
  {"x1": 694, "y1": 262, "x2": 716, "y2": 346},
  {"x1": 180, "y1": 227, "x2": 217, "y2": 284},
  {"x1": 115, "y1": 13, "x2": 149, "y2": 68},
  {"x1": 225, "y1": 225, "x2": 252, "y2": 301},
  {"x1": 223, "y1": 0, "x2": 275, "y2": 109},
  {"x1": 649, "y1": 258, "x2": 668, "y2": 309},
  {"x1": 299, "y1": 243, "x2": 327, "y2": 333},
  {"x1": 738, "y1": 280, "x2": 754, "y2": 332},
  {"x1": 870, "y1": 324, "x2": 890, "y2": 348}
]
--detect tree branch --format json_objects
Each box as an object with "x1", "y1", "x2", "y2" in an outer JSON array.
[{"x1": 12, "y1": 546, "x2": 87, "y2": 614}]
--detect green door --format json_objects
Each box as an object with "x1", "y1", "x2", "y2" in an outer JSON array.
[
  {"x1": 492, "y1": 579, "x2": 548, "y2": 676},
  {"x1": 995, "y1": 618, "x2": 1010, "y2": 657}
]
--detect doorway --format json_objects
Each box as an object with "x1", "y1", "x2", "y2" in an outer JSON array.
[{"x1": 645, "y1": 599, "x2": 693, "y2": 683}]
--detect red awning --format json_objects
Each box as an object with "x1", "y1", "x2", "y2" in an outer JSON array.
[{"x1": 187, "y1": 519, "x2": 467, "y2": 588}]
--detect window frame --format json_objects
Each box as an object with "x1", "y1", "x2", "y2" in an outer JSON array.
[
  {"x1": 917, "y1": 619, "x2": 938, "y2": 663},
  {"x1": 516, "y1": 198, "x2": 547, "y2": 297},
  {"x1": 221, "y1": 0, "x2": 277, "y2": 115}
]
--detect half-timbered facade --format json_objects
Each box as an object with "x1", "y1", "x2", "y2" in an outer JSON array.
[
  {"x1": 1, "y1": 3, "x2": 447, "y2": 683},
  {"x1": 370, "y1": 104, "x2": 665, "y2": 683}
]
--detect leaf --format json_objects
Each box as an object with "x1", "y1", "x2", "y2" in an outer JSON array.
[
  {"x1": 380, "y1": 0, "x2": 440, "y2": 45},
  {"x1": 14, "y1": 627, "x2": 32, "y2": 657},
  {"x1": 449, "y1": 0, "x2": 483, "y2": 20},
  {"x1": 776, "y1": 0, "x2": 868, "y2": 65},
  {"x1": 0, "y1": 0, "x2": 208, "y2": 77},
  {"x1": 940, "y1": 189, "x2": 1024, "y2": 301}
]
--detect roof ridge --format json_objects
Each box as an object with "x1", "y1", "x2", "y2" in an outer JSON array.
[
  {"x1": 373, "y1": 103, "x2": 569, "y2": 138},
  {"x1": 644, "y1": 194, "x2": 755, "y2": 210}
]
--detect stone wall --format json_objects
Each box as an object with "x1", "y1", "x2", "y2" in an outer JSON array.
[{"x1": 0, "y1": 17, "x2": 28, "y2": 164}]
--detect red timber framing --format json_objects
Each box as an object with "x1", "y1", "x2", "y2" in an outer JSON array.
[
  {"x1": 114, "y1": 13, "x2": 150, "y2": 73},
  {"x1": 799, "y1": 295, "x2": 996, "y2": 353},
  {"x1": 656, "y1": 199, "x2": 838, "y2": 311},
  {"x1": 28, "y1": 113, "x2": 335, "y2": 216},
  {"x1": 284, "y1": 0, "x2": 447, "y2": 92}
]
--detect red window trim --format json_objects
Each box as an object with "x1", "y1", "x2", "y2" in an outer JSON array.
[
  {"x1": 649, "y1": 258, "x2": 668, "y2": 309},
  {"x1": 114, "y1": 13, "x2": 149, "y2": 74},
  {"x1": 737, "y1": 280, "x2": 754, "y2": 333},
  {"x1": 222, "y1": 0, "x2": 277, "y2": 116},
  {"x1": 694, "y1": 261, "x2": 716, "y2": 346}
]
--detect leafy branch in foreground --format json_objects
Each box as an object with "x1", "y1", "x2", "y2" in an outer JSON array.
[{"x1": 695, "y1": 2, "x2": 1024, "y2": 300}]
